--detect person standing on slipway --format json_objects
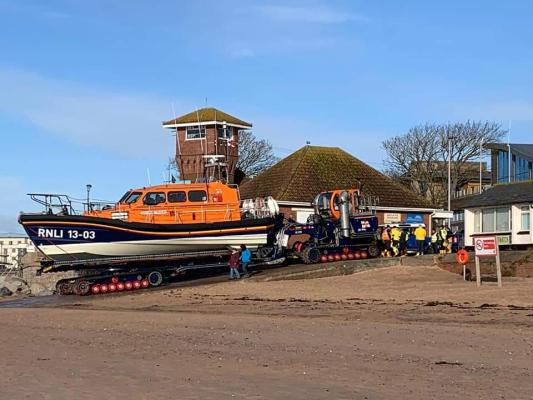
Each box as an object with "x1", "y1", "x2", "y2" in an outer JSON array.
[
  {"x1": 240, "y1": 244, "x2": 251, "y2": 277},
  {"x1": 229, "y1": 250, "x2": 240, "y2": 280},
  {"x1": 414, "y1": 225, "x2": 427, "y2": 256}
]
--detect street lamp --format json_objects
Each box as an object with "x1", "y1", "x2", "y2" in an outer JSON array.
[
  {"x1": 86, "y1": 184, "x2": 92, "y2": 212},
  {"x1": 446, "y1": 135, "x2": 456, "y2": 214}
]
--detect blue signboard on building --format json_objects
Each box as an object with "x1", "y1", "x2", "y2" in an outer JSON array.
[{"x1": 406, "y1": 213, "x2": 424, "y2": 224}]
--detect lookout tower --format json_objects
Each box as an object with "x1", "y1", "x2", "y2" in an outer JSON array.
[{"x1": 162, "y1": 107, "x2": 252, "y2": 183}]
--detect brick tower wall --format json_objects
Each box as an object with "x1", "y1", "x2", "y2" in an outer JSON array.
[{"x1": 175, "y1": 124, "x2": 239, "y2": 183}]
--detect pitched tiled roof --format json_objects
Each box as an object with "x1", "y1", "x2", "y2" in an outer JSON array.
[
  {"x1": 239, "y1": 146, "x2": 432, "y2": 208},
  {"x1": 452, "y1": 180, "x2": 533, "y2": 209},
  {"x1": 162, "y1": 107, "x2": 252, "y2": 128}
]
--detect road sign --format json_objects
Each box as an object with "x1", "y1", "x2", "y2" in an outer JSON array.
[
  {"x1": 472, "y1": 235, "x2": 502, "y2": 287},
  {"x1": 474, "y1": 236, "x2": 498, "y2": 257}
]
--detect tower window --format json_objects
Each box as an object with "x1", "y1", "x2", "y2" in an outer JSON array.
[
  {"x1": 186, "y1": 126, "x2": 206, "y2": 139},
  {"x1": 217, "y1": 126, "x2": 233, "y2": 138}
]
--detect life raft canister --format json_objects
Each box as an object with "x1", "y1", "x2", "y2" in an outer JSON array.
[{"x1": 456, "y1": 249, "x2": 469, "y2": 265}]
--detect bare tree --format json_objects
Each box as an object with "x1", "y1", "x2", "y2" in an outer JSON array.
[
  {"x1": 382, "y1": 121, "x2": 506, "y2": 207},
  {"x1": 237, "y1": 131, "x2": 278, "y2": 178}
]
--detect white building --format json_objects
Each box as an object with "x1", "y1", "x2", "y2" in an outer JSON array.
[
  {"x1": 0, "y1": 235, "x2": 35, "y2": 269},
  {"x1": 452, "y1": 181, "x2": 532, "y2": 247}
]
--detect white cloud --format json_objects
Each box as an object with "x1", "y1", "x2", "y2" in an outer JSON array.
[
  {"x1": 0, "y1": 68, "x2": 186, "y2": 158},
  {"x1": 256, "y1": 4, "x2": 362, "y2": 24}
]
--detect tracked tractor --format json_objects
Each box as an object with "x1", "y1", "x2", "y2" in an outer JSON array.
[{"x1": 281, "y1": 188, "x2": 380, "y2": 264}]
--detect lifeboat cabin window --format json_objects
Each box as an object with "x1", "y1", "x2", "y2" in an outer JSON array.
[
  {"x1": 188, "y1": 190, "x2": 207, "y2": 202},
  {"x1": 168, "y1": 191, "x2": 187, "y2": 203},
  {"x1": 123, "y1": 191, "x2": 142, "y2": 204},
  {"x1": 143, "y1": 192, "x2": 166, "y2": 205},
  {"x1": 118, "y1": 191, "x2": 131, "y2": 203}
]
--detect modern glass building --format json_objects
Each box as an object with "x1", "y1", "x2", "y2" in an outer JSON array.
[{"x1": 489, "y1": 143, "x2": 533, "y2": 184}]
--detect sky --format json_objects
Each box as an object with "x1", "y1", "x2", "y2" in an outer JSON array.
[{"x1": 1, "y1": 0, "x2": 532, "y2": 233}]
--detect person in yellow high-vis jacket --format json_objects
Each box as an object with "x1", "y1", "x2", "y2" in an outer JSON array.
[
  {"x1": 390, "y1": 226, "x2": 401, "y2": 256},
  {"x1": 414, "y1": 225, "x2": 427, "y2": 256},
  {"x1": 431, "y1": 230, "x2": 439, "y2": 254}
]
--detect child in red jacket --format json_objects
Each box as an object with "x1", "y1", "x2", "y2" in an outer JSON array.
[{"x1": 229, "y1": 250, "x2": 241, "y2": 280}]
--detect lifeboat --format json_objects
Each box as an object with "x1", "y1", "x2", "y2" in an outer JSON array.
[{"x1": 19, "y1": 180, "x2": 280, "y2": 263}]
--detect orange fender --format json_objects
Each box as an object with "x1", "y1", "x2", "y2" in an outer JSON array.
[{"x1": 456, "y1": 249, "x2": 469, "y2": 265}]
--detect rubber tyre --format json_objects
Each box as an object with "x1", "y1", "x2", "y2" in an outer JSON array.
[
  {"x1": 367, "y1": 244, "x2": 380, "y2": 258},
  {"x1": 147, "y1": 271, "x2": 163, "y2": 287},
  {"x1": 302, "y1": 247, "x2": 321, "y2": 264},
  {"x1": 75, "y1": 280, "x2": 91, "y2": 296}
]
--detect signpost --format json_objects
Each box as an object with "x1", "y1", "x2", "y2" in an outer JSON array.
[{"x1": 473, "y1": 235, "x2": 502, "y2": 287}]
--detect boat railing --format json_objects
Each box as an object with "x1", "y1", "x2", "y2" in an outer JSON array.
[
  {"x1": 27, "y1": 193, "x2": 116, "y2": 216},
  {"x1": 85, "y1": 201, "x2": 116, "y2": 213},
  {"x1": 27, "y1": 193, "x2": 79, "y2": 215}
]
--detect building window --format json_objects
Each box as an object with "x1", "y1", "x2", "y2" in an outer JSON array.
[
  {"x1": 474, "y1": 210, "x2": 481, "y2": 232},
  {"x1": 479, "y1": 207, "x2": 510, "y2": 232},
  {"x1": 186, "y1": 126, "x2": 206, "y2": 139},
  {"x1": 497, "y1": 151, "x2": 509, "y2": 183},
  {"x1": 217, "y1": 126, "x2": 233, "y2": 138},
  {"x1": 453, "y1": 211, "x2": 464, "y2": 222},
  {"x1": 515, "y1": 156, "x2": 529, "y2": 181},
  {"x1": 496, "y1": 207, "x2": 510, "y2": 231},
  {"x1": 482, "y1": 209, "x2": 495, "y2": 232},
  {"x1": 521, "y1": 206, "x2": 531, "y2": 231}
]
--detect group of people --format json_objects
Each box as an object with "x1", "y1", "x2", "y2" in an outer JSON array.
[
  {"x1": 430, "y1": 225, "x2": 454, "y2": 255},
  {"x1": 228, "y1": 244, "x2": 252, "y2": 280},
  {"x1": 379, "y1": 225, "x2": 427, "y2": 257},
  {"x1": 380, "y1": 224, "x2": 455, "y2": 256}
]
